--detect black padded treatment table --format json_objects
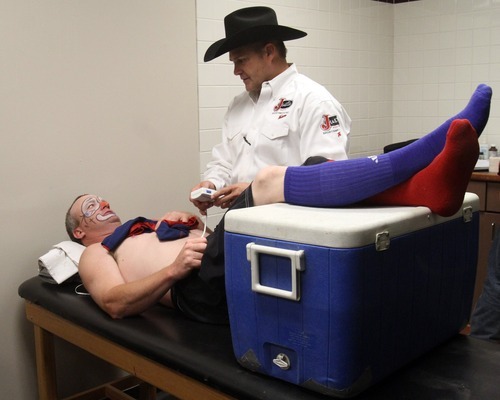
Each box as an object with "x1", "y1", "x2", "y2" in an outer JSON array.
[{"x1": 18, "y1": 277, "x2": 500, "y2": 400}]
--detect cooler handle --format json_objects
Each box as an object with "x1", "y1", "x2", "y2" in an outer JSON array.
[{"x1": 246, "y1": 243, "x2": 305, "y2": 301}]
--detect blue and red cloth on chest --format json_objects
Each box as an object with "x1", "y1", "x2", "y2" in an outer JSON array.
[{"x1": 102, "y1": 216, "x2": 199, "y2": 252}]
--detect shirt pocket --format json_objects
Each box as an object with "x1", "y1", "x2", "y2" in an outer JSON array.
[
  {"x1": 225, "y1": 126, "x2": 250, "y2": 162},
  {"x1": 261, "y1": 123, "x2": 289, "y2": 140},
  {"x1": 227, "y1": 126, "x2": 243, "y2": 141},
  {"x1": 259, "y1": 123, "x2": 290, "y2": 166}
]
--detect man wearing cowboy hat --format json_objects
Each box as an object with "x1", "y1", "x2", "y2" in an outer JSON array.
[{"x1": 191, "y1": 6, "x2": 351, "y2": 214}]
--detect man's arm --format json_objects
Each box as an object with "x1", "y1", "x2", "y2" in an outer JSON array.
[
  {"x1": 298, "y1": 97, "x2": 351, "y2": 162},
  {"x1": 78, "y1": 237, "x2": 207, "y2": 319}
]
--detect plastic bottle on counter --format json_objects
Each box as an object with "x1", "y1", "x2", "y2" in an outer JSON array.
[
  {"x1": 489, "y1": 145, "x2": 498, "y2": 159},
  {"x1": 479, "y1": 143, "x2": 489, "y2": 159}
]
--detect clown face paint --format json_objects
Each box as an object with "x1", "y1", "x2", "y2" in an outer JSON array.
[{"x1": 80, "y1": 196, "x2": 117, "y2": 223}]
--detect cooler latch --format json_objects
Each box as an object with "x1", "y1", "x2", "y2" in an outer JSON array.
[
  {"x1": 375, "y1": 231, "x2": 390, "y2": 251},
  {"x1": 462, "y1": 206, "x2": 473, "y2": 223},
  {"x1": 272, "y1": 353, "x2": 291, "y2": 370},
  {"x1": 246, "y1": 243, "x2": 305, "y2": 301}
]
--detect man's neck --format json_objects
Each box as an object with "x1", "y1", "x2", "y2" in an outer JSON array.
[
  {"x1": 250, "y1": 62, "x2": 290, "y2": 99},
  {"x1": 83, "y1": 224, "x2": 122, "y2": 246}
]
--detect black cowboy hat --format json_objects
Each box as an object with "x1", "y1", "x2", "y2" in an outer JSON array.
[{"x1": 204, "y1": 6, "x2": 307, "y2": 62}]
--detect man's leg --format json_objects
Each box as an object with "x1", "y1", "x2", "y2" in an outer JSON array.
[
  {"x1": 254, "y1": 119, "x2": 480, "y2": 217},
  {"x1": 283, "y1": 84, "x2": 490, "y2": 209},
  {"x1": 254, "y1": 86, "x2": 491, "y2": 210}
]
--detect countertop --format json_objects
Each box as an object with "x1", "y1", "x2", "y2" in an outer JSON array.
[{"x1": 471, "y1": 171, "x2": 500, "y2": 183}]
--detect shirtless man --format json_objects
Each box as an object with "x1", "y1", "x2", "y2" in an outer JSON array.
[{"x1": 66, "y1": 195, "x2": 208, "y2": 319}]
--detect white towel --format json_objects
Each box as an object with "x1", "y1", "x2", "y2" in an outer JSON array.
[{"x1": 38, "y1": 241, "x2": 85, "y2": 284}]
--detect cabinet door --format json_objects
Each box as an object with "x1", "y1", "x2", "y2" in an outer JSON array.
[
  {"x1": 467, "y1": 181, "x2": 486, "y2": 211},
  {"x1": 474, "y1": 212, "x2": 500, "y2": 309},
  {"x1": 486, "y1": 182, "x2": 500, "y2": 212}
]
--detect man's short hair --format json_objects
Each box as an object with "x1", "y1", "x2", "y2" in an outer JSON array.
[
  {"x1": 249, "y1": 40, "x2": 288, "y2": 59},
  {"x1": 65, "y1": 194, "x2": 87, "y2": 244}
]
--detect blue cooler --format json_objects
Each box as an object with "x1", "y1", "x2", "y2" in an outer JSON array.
[{"x1": 224, "y1": 193, "x2": 479, "y2": 398}]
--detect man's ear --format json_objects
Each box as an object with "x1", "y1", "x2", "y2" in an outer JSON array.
[
  {"x1": 264, "y1": 43, "x2": 275, "y2": 58},
  {"x1": 73, "y1": 227, "x2": 85, "y2": 240}
]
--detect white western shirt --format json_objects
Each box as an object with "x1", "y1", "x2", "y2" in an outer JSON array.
[{"x1": 204, "y1": 64, "x2": 351, "y2": 189}]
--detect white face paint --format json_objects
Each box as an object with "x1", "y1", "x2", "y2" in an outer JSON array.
[
  {"x1": 80, "y1": 196, "x2": 116, "y2": 223},
  {"x1": 96, "y1": 212, "x2": 116, "y2": 221}
]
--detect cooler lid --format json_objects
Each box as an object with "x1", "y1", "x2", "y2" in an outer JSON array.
[{"x1": 224, "y1": 192, "x2": 479, "y2": 248}]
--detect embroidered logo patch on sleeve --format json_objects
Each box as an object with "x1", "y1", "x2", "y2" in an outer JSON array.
[
  {"x1": 320, "y1": 115, "x2": 342, "y2": 137},
  {"x1": 321, "y1": 114, "x2": 339, "y2": 130}
]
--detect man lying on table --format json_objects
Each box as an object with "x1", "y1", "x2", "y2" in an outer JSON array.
[
  {"x1": 65, "y1": 197, "x2": 209, "y2": 319},
  {"x1": 65, "y1": 84, "x2": 492, "y2": 324}
]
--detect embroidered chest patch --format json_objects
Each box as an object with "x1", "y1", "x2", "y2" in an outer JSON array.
[{"x1": 272, "y1": 98, "x2": 293, "y2": 119}]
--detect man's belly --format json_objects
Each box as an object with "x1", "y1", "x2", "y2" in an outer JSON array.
[{"x1": 112, "y1": 229, "x2": 204, "y2": 283}]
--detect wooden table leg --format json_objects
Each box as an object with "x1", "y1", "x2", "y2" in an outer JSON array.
[{"x1": 33, "y1": 324, "x2": 58, "y2": 400}]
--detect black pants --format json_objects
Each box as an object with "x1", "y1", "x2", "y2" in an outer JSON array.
[
  {"x1": 171, "y1": 186, "x2": 254, "y2": 324},
  {"x1": 171, "y1": 157, "x2": 328, "y2": 324}
]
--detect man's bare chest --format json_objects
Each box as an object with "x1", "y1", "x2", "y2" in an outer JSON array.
[{"x1": 111, "y1": 231, "x2": 201, "y2": 281}]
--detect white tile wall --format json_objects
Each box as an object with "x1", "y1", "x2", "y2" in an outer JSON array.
[
  {"x1": 196, "y1": 0, "x2": 394, "y2": 225},
  {"x1": 196, "y1": 0, "x2": 500, "y2": 225},
  {"x1": 393, "y1": 0, "x2": 499, "y2": 149}
]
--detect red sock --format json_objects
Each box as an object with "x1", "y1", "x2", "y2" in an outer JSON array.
[{"x1": 365, "y1": 119, "x2": 478, "y2": 216}]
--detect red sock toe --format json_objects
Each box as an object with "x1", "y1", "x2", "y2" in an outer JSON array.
[{"x1": 366, "y1": 119, "x2": 478, "y2": 216}]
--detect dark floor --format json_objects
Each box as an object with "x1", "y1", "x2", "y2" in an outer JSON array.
[{"x1": 124, "y1": 386, "x2": 177, "y2": 400}]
